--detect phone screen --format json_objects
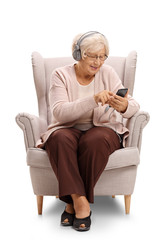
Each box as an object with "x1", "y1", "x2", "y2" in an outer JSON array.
[{"x1": 116, "y1": 88, "x2": 128, "y2": 97}]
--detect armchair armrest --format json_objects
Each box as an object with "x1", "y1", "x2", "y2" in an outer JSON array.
[
  {"x1": 124, "y1": 110, "x2": 150, "y2": 151},
  {"x1": 15, "y1": 113, "x2": 47, "y2": 151}
]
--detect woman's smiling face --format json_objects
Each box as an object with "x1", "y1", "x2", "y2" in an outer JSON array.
[{"x1": 80, "y1": 47, "x2": 106, "y2": 77}]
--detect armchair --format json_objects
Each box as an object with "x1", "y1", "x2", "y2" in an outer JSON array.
[{"x1": 16, "y1": 51, "x2": 149, "y2": 215}]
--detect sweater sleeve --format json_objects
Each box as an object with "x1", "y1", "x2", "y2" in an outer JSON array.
[{"x1": 49, "y1": 71, "x2": 98, "y2": 123}]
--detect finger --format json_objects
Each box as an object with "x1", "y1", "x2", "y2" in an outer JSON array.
[
  {"x1": 124, "y1": 89, "x2": 129, "y2": 98},
  {"x1": 109, "y1": 102, "x2": 120, "y2": 111},
  {"x1": 109, "y1": 101, "x2": 122, "y2": 112},
  {"x1": 108, "y1": 91, "x2": 114, "y2": 97},
  {"x1": 104, "y1": 91, "x2": 110, "y2": 102},
  {"x1": 102, "y1": 94, "x2": 108, "y2": 103},
  {"x1": 109, "y1": 98, "x2": 123, "y2": 110},
  {"x1": 100, "y1": 96, "x2": 106, "y2": 106},
  {"x1": 114, "y1": 95, "x2": 128, "y2": 104},
  {"x1": 109, "y1": 97, "x2": 121, "y2": 105},
  {"x1": 114, "y1": 95, "x2": 124, "y2": 101}
]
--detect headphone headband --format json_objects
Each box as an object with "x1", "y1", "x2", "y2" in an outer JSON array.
[
  {"x1": 76, "y1": 31, "x2": 101, "y2": 48},
  {"x1": 72, "y1": 31, "x2": 104, "y2": 61}
]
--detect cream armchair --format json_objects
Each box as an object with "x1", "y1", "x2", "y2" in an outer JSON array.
[{"x1": 16, "y1": 51, "x2": 149, "y2": 215}]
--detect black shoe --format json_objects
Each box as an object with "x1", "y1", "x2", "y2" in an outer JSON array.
[
  {"x1": 61, "y1": 210, "x2": 75, "y2": 226},
  {"x1": 73, "y1": 212, "x2": 92, "y2": 231}
]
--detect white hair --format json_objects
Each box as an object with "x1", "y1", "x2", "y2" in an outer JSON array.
[{"x1": 72, "y1": 32, "x2": 109, "y2": 59}]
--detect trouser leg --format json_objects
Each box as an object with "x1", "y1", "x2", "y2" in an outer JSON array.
[
  {"x1": 78, "y1": 127, "x2": 121, "y2": 203},
  {"x1": 45, "y1": 128, "x2": 86, "y2": 203}
]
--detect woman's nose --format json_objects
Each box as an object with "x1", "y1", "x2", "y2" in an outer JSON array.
[{"x1": 94, "y1": 57, "x2": 101, "y2": 64}]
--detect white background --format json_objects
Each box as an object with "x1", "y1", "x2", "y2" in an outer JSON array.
[{"x1": 0, "y1": 0, "x2": 159, "y2": 239}]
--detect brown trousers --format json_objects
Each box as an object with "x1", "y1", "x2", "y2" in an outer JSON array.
[{"x1": 45, "y1": 127, "x2": 121, "y2": 204}]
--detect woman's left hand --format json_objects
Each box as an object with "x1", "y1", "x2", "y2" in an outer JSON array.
[{"x1": 108, "y1": 90, "x2": 129, "y2": 113}]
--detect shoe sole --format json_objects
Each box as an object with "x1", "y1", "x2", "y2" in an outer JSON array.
[{"x1": 74, "y1": 226, "x2": 90, "y2": 231}]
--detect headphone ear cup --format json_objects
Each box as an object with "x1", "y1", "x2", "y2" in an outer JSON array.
[
  {"x1": 72, "y1": 31, "x2": 102, "y2": 61},
  {"x1": 72, "y1": 44, "x2": 82, "y2": 61}
]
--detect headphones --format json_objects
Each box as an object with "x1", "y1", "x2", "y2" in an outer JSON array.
[{"x1": 72, "y1": 31, "x2": 104, "y2": 61}]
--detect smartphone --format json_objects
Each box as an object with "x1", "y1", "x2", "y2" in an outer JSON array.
[
  {"x1": 116, "y1": 88, "x2": 128, "y2": 97},
  {"x1": 105, "y1": 88, "x2": 128, "y2": 112}
]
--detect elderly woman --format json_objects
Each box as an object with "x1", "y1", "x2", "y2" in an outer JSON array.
[{"x1": 37, "y1": 31, "x2": 140, "y2": 231}]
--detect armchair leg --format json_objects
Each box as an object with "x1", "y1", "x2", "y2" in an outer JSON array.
[
  {"x1": 124, "y1": 195, "x2": 131, "y2": 214},
  {"x1": 36, "y1": 195, "x2": 43, "y2": 215}
]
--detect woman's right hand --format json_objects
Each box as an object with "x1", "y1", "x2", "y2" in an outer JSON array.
[{"x1": 94, "y1": 90, "x2": 111, "y2": 106}]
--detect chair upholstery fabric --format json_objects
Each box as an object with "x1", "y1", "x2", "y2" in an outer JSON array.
[
  {"x1": 16, "y1": 51, "x2": 150, "y2": 199},
  {"x1": 27, "y1": 147, "x2": 140, "y2": 171}
]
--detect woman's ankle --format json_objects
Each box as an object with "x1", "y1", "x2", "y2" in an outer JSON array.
[
  {"x1": 71, "y1": 194, "x2": 90, "y2": 218},
  {"x1": 65, "y1": 203, "x2": 75, "y2": 214}
]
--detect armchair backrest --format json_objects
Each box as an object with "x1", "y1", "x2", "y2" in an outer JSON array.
[{"x1": 32, "y1": 51, "x2": 137, "y2": 125}]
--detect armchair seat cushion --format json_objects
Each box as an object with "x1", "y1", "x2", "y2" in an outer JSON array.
[{"x1": 27, "y1": 147, "x2": 140, "y2": 171}]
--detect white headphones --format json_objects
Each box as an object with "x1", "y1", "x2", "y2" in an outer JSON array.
[{"x1": 72, "y1": 31, "x2": 104, "y2": 61}]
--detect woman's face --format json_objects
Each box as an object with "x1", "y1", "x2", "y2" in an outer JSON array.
[{"x1": 80, "y1": 47, "x2": 106, "y2": 77}]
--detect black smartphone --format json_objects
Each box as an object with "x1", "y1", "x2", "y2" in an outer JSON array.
[
  {"x1": 105, "y1": 88, "x2": 128, "y2": 112},
  {"x1": 116, "y1": 88, "x2": 128, "y2": 97}
]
